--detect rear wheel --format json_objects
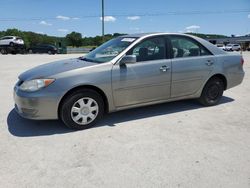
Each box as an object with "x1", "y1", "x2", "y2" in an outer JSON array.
[
  {"x1": 60, "y1": 89, "x2": 104, "y2": 130},
  {"x1": 1, "y1": 49, "x2": 6, "y2": 54},
  {"x1": 198, "y1": 77, "x2": 224, "y2": 106},
  {"x1": 48, "y1": 50, "x2": 52, "y2": 55}
]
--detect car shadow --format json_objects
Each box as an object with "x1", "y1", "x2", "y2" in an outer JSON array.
[{"x1": 7, "y1": 96, "x2": 234, "y2": 137}]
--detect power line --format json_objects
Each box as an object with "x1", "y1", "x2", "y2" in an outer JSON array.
[{"x1": 0, "y1": 9, "x2": 249, "y2": 21}]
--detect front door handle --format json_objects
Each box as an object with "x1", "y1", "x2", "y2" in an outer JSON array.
[
  {"x1": 160, "y1": 65, "x2": 170, "y2": 72},
  {"x1": 206, "y1": 60, "x2": 214, "y2": 66}
]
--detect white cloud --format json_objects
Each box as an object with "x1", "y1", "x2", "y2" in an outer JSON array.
[
  {"x1": 39, "y1": 21, "x2": 52, "y2": 26},
  {"x1": 127, "y1": 16, "x2": 140, "y2": 21},
  {"x1": 56, "y1": 15, "x2": 70, "y2": 20},
  {"x1": 100, "y1": 16, "x2": 116, "y2": 22},
  {"x1": 37, "y1": 31, "x2": 44, "y2": 34},
  {"x1": 185, "y1": 25, "x2": 200, "y2": 32},
  {"x1": 56, "y1": 15, "x2": 80, "y2": 21},
  {"x1": 248, "y1": 14, "x2": 250, "y2": 18},
  {"x1": 129, "y1": 27, "x2": 140, "y2": 31},
  {"x1": 57, "y1": 29, "x2": 69, "y2": 32}
]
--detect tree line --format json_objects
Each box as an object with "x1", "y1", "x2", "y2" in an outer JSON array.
[{"x1": 0, "y1": 28, "x2": 227, "y2": 48}]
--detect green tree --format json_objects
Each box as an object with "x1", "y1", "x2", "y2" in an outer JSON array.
[{"x1": 66, "y1": 32, "x2": 82, "y2": 47}]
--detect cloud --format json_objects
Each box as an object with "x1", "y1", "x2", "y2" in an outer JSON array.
[
  {"x1": 100, "y1": 16, "x2": 116, "y2": 22},
  {"x1": 37, "y1": 31, "x2": 44, "y2": 34},
  {"x1": 129, "y1": 27, "x2": 140, "y2": 31},
  {"x1": 248, "y1": 14, "x2": 250, "y2": 18},
  {"x1": 185, "y1": 25, "x2": 200, "y2": 32},
  {"x1": 186, "y1": 25, "x2": 200, "y2": 30},
  {"x1": 127, "y1": 16, "x2": 140, "y2": 21},
  {"x1": 57, "y1": 29, "x2": 69, "y2": 32},
  {"x1": 39, "y1": 21, "x2": 52, "y2": 26},
  {"x1": 72, "y1": 17, "x2": 80, "y2": 20},
  {"x1": 56, "y1": 15, "x2": 70, "y2": 20}
]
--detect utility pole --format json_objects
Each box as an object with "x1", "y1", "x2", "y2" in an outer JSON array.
[{"x1": 102, "y1": 0, "x2": 104, "y2": 42}]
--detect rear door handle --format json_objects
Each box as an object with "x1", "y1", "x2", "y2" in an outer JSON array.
[
  {"x1": 206, "y1": 60, "x2": 214, "y2": 66},
  {"x1": 160, "y1": 65, "x2": 170, "y2": 72}
]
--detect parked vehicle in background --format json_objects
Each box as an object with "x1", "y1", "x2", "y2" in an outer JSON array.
[
  {"x1": 225, "y1": 44, "x2": 241, "y2": 51},
  {"x1": 14, "y1": 33, "x2": 245, "y2": 130},
  {"x1": 0, "y1": 36, "x2": 24, "y2": 47},
  {"x1": 28, "y1": 44, "x2": 58, "y2": 54},
  {"x1": 216, "y1": 44, "x2": 226, "y2": 51}
]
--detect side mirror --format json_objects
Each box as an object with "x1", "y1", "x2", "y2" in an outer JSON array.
[{"x1": 119, "y1": 55, "x2": 136, "y2": 65}]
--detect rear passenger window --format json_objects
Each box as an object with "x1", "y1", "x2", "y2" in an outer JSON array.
[{"x1": 170, "y1": 36, "x2": 211, "y2": 58}]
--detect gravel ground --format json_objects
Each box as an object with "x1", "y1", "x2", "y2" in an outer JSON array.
[{"x1": 0, "y1": 53, "x2": 249, "y2": 188}]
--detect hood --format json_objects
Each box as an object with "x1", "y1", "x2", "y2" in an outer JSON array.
[{"x1": 19, "y1": 58, "x2": 97, "y2": 81}]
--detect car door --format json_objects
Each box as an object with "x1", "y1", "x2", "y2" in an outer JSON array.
[
  {"x1": 38, "y1": 45, "x2": 45, "y2": 53},
  {"x1": 168, "y1": 35, "x2": 215, "y2": 98},
  {"x1": 112, "y1": 36, "x2": 172, "y2": 107},
  {"x1": 6, "y1": 37, "x2": 13, "y2": 45}
]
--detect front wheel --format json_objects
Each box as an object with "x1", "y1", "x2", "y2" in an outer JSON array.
[
  {"x1": 198, "y1": 77, "x2": 224, "y2": 106},
  {"x1": 60, "y1": 89, "x2": 104, "y2": 130}
]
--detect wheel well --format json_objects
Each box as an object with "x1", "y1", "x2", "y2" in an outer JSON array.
[
  {"x1": 58, "y1": 85, "x2": 109, "y2": 117},
  {"x1": 208, "y1": 74, "x2": 227, "y2": 90}
]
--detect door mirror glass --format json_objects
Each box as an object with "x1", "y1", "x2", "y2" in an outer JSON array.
[{"x1": 120, "y1": 55, "x2": 137, "y2": 65}]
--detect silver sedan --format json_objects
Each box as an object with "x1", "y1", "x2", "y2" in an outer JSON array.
[{"x1": 14, "y1": 33, "x2": 245, "y2": 129}]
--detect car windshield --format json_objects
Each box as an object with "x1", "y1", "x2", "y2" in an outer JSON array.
[{"x1": 81, "y1": 37, "x2": 137, "y2": 63}]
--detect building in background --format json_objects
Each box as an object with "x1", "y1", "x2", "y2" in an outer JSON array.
[{"x1": 207, "y1": 35, "x2": 250, "y2": 50}]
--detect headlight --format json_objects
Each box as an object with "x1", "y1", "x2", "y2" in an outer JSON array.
[{"x1": 19, "y1": 79, "x2": 55, "y2": 92}]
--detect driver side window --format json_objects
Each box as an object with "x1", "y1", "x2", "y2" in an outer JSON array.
[{"x1": 127, "y1": 37, "x2": 166, "y2": 62}]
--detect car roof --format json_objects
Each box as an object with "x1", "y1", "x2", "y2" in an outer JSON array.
[{"x1": 123, "y1": 32, "x2": 192, "y2": 38}]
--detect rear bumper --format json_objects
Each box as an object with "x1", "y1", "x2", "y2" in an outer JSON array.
[{"x1": 226, "y1": 71, "x2": 245, "y2": 89}]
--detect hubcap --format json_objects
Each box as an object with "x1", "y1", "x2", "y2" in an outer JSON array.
[
  {"x1": 207, "y1": 84, "x2": 219, "y2": 100},
  {"x1": 71, "y1": 97, "x2": 99, "y2": 125}
]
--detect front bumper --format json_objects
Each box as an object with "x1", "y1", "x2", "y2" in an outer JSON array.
[{"x1": 14, "y1": 86, "x2": 60, "y2": 120}]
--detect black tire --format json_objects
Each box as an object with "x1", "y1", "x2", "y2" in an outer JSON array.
[
  {"x1": 10, "y1": 42, "x2": 14, "y2": 47},
  {"x1": 1, "y1": 49, "x2": 6, "y2": 55},
  {"x1": 48, "y1": 50, "x2": 52, "y2": 55},
  {"x1": 60, "y1": 89, "x2": 104, "y2": 130},
  {"x1": 198, "y1": 77, "x2": 224, "y2": 106},
  {"x1": 28, "y1": 49, "x2": 33, "y2": 54}
]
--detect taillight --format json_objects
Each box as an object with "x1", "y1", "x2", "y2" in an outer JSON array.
[{"x1": 241, "y1": 57, "x2": 244, "y2": 66}]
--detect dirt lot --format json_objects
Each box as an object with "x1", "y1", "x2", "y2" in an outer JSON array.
[{"x1": 0, "y1": 53, "x2": 250, "y2": 188}]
